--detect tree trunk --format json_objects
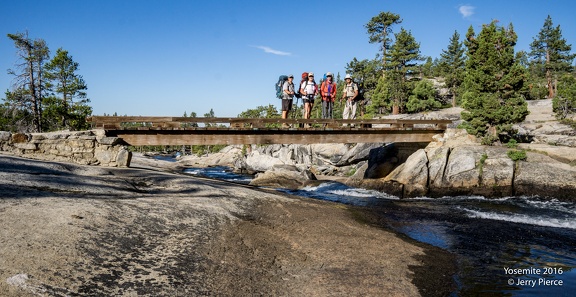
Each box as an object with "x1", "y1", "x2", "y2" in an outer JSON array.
[
  {"x1": 547, "y1": 69, "x2": 554, "y2": 98},
  {"x1": 546, "y1": 49, "x2": 554, "y2": 98},
  {"x1": 28, "y1": 61, "x2": 41, "y2": 132},
  {"x1": 392, "y1": 100, "x2": 400, "y2": 115}
]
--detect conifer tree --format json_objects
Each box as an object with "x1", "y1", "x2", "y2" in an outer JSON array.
[
  {"x1": 406, "y1": 80, "x2": 441, "y2": 113},
  {"x1": 420, "y1": 57, "x2": 434, "y2": 78},
  {"x1": 365, "y1": 11, "x2": 402, "y2": 75},
  {"x1": 553, "y1": 74, "x2": 576, "y2": 119},
  {"x1": 385, "y1": 28, "x2": 423, "y2": 114},
  {"x1": 529, "y1": 15, "x2": 576, "y2": 98},
  {"x1": 439, "y1": 31, "x2": 466, "y2": 107},
  {"x1": 44, "y1": 48, "x2": 91, "y2": 130},
  {"x1": 461, "y1": 21, "x2": 529, "y2": 143},
  {"x1": 6, "y1": 32, "x2": 50, "y2": 132}
]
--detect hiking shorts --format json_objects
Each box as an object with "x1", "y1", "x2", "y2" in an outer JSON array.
[
  {"x1": 282, "y1": 99, "x2": 292, "y2": 111},
  {"x1": 303, "y1": 94, "x2": 315, "y2": 104}
]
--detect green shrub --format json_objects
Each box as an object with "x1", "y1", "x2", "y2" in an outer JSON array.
[
  {"x1": 478, "y1": 153, "x2": 488, "y2": 175},
  {"x1": 481, "y1": 135, "x2": 499, "y2": 146},
  {"x1": 506, "y1": 139, "x2": 518, "y2": 149},
  {"x1": 507, "y1": 149, "x2": 527, "y2": 161},
  {"x1": 347, "y1": 168, "x2": 357, "y2": 177}
]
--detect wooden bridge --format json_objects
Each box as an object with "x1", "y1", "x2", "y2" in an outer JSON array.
[{"x1": 87, "y1": 116, "x2": 452, "y2": 146}]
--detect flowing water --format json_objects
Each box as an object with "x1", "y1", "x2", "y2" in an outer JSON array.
[{"x1": 181, "y1": 165, "x2": 575, "y2": 296}]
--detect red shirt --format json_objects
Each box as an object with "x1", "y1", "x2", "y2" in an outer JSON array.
[{"x1": 320, "y1": 81, "x2": 337, "y2": 102}]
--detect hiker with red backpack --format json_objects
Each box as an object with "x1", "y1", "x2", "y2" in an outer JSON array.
[
  {"x1": 320, "y1": 72, "x2": 337, "y2": 119},
  {"x1": 300, "y1": 72, "x2": 318, "y2": 122}
]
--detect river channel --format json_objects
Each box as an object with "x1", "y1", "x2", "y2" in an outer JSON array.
[{"x1": 181, "y1": 165, "x2": 575, "y2": 296}]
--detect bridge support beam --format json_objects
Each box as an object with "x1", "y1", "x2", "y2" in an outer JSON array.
[{"x1": 107, "y1": 129, "x2": 444, "y2": 146}]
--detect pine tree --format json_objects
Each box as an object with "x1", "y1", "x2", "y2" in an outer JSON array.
[
  {"x1": 44, "y1": 48, "x2": 91, "y2": 130},
  {"x1": 529, "y1": 15, "x2": 576, "y2": 99},
  {"x1": 553, "y1": 74, "x2": 576, "y2": 119},
  {"x1": 439, "y1": 31, "x2": 466, "y2": 107},
  {"x1": 461, "y1": 21, "x2": 529, "y2": 143},
  {"x1": 365, "y1": 11, "x2": 402, "y2": 75},
  {"x1": 385, "y1": 28, "x2": 423, "y2": 114},
  {"x1": 368, "y1": 76, "x2": 390, "y2": 115},
  {"x1": 420, "y1": 57, "x2": 434, "y2": 78},
  {"x1": 6, "y1": 32, "x2": 50, "y2": 132},
  {"x1": 406, "y1": 80, "x2": 441, "y2": 113}
]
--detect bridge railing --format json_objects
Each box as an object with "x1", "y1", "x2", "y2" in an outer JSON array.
[
  {"x1": 87, "y1": 116, "x2": 452, "y2": 130},
  {"x1": 86, "y1": 116, "x2": 453, "y2": 145}
]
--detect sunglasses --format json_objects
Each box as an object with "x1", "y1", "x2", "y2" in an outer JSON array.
[{"x1": 309, "y1": 75, "x2": 314, "y2": 77}]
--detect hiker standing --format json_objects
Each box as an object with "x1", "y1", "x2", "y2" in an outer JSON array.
[
  {"x1": 300, "y1": 72, "x2": 318, "y2": 121},
  {"x1": 281, "y1": 74, "x2": 295, "y2": 127},
  {"x1": 320, "y1": 72, "x2": 337, "y2": 119},
  {"x1": 342, "y1": 74, "x2": 359, "y2": 121}
]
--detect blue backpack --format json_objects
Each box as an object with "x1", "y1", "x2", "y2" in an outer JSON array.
[{"x1": 275, "y1": 75, "x2": 288, "y2": 99}]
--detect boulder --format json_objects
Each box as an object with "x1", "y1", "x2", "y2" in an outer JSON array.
[
  {"x1": 345, "y1": 162, "x2": 368, "y2": 187},
  {"x1": 358, "y1": 178, "x2": 404, "y2": 198},
  {"x1": 249, "y1": 164, "x2": 316, "y2": 190},
  {"x1": 518, "y1": 143, "x2": 576, "y2": 165},
  {"x1": 336, "y1": 143, "x2": 385, "y2": 166},
  {"x1": 245, "y1": 150, "x2": 284, "y2": 172},
  {"x1": 179, "y1": 145, "x2": 243, "y2": 168},
  {"x1": 426, "y1": 146, "x2": 449, "y2": 189},
  {"x1": 116, "y1": 147, "x2": 132, "y2": 167},
  {"x1": 384, "y1": 149, "x2": 429, "y2": 197},
  {"x1": 478, "y1": 148, "x2": 514, "y2": 197},
  {"x1": 364, "y1": 143, "x2": 400, "y2": 179},
  {"x1": 310, "y1": 143, "x2": 350, "y2": 165},
  {"x1": 437, "y1": 146, "x2": 481, "y2": 195},
  {"x1": 97, "y1": 137, "x2": 123, "y2": 145},
  {"x1": 0, "y1": 131, "x2": 11, "y2": 142},
  {"x1": 514, "y1": 152, "x2": 576, "y2": 200}
]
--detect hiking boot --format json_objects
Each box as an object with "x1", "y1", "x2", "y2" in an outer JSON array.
[{"x1": 282, "y1": 123, "x2": 289, "y2": 128}]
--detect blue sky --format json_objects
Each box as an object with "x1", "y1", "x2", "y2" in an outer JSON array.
[{"x1": 1, "y1": 0, "x2": 575, "y2": 117}]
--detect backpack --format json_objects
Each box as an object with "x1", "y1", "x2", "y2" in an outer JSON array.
[
  {"x1": 275, "y1": 75, "x2": 289, "y2": 99},
  {"x1": 354, "y1": 80, "x2": 365, "y2": 101},
  {"x1": 295, "y1": 72, "x2": 308, "y2": 99}
]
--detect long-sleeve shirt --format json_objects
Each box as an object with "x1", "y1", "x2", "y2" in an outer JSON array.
[{"x1": 320, "y1": 81, "x2": 337, "y2": 102}]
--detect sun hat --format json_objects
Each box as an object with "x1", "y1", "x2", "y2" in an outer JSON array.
[
  {"x1": 308, "y1": 72, "x2": 314, "y2": 76},
  {"x1": 345, "y1": 74, "x2": 352, "y2": 79}
]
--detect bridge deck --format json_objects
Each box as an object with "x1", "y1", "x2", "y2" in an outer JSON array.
[{"x1": 87, "y1": 116, "x2": 452, "y2": 146}]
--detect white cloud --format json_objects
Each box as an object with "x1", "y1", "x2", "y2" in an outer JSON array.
[
  {"x1": 458, "y1": 5, "x2": 475, "y2": 18},
  {"x1": 252, "y1": 45, "x2": 291, "y2": 56}
]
